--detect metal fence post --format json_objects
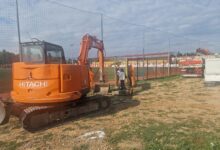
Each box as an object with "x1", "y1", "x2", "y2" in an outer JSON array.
[
  {"x1": 155, "y1": 58, "x2": 157, "y2": 78},
  {"x1": 163, "y1": 58, "x2": 165, "y2": 78},
  {"x1": 136, "y1": 59, "x2": 139, "y2": 81},
  {"x1": 146, "y1": 58, "x2": 148, "y2": 79},
  {"x1": 175, "y1": 56, "x2": 178, "y2": 75},
  {"x1": 143, "y1": 57, "x2": 145, "y2": 80},
  {"x1": 168, "y1": 54, "x2": 171, "y2": 76}
]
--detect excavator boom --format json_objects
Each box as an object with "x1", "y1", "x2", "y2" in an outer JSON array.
[{"x1": 78, "y1": 34, "x2": 105, "y2": 82}]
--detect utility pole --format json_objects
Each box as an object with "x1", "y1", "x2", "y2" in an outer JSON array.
[
  {"x1": 169, "y1": 38, "x2": 171, "y2": 51},
  {"x1": 168, "y1": 38, "x2": 171, "y2": 76},
  {"x1": 142, "y1": 30, "x2": 145, "y2": 57},
  {"x1": 142, "y1": 30, "x2": 145, "y2": 79},
  {"x1": 16, "y1": 0, "x2": 22, "y2": 61}
]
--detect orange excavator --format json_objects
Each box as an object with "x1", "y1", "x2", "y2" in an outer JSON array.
[{"x1": 0, "y1": 34, "x2": 110, "y2": 131}]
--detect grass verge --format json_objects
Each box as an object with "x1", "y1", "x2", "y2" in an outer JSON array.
[
  {"x1": 108, "y1": 119, "x2": 220, "y2": 150},
  {"x1": 0, "y1": 140, "x2": 23, "y2": 150}
]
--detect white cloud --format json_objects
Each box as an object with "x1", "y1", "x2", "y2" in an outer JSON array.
[{"x1": 0, "y1": 0, "x2": 220, "y2": 57}]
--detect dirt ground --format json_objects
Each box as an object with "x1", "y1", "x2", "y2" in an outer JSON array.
[
  {"x1": 1, "y1": 77, "x2": 220, "y2": 150},
  {"x1": 0, "y1": 93, "x2": 10, "y2": 101}
]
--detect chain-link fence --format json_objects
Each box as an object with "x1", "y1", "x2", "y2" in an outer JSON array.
[
  {"x1": 1, "y1": 0, "x2": 219, "y2": 94},
  {"x1": 90, "y1": 52, "x2": 180, "y2": 83},
  {"x1": 129, "y1": 57, "x2": 180, "y2": 81},
  {"x1": 1, "y1": 0, "x2": 217, "y2": 59}
]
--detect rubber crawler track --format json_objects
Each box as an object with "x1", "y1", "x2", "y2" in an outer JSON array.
[{"x1": 19, "y1": 96, "x2": 111, "y2": 131}]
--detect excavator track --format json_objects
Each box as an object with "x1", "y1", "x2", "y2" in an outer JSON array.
[{"x1": 19, "y1": 95, "x2": 111, "y2": 131}]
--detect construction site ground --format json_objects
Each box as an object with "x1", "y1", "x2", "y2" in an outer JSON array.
[{"x1": 1, "y1": 76, "x2": 220, "y2": 150}]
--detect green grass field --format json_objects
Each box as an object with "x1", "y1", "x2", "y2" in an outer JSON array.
[
  {"x1": 93, "y1": 67, "x2": 179, "y2": 82},
  {"x1": 108, "y1": 119, "x2": 220, "y2": 150},
  {"x1": 0, "y1": 68, "x2": 12, "y2": 93}
]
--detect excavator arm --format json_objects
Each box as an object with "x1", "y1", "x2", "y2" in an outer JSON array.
[{"x1": 78, "y1": 34, "x2": 105, "y2": 82}]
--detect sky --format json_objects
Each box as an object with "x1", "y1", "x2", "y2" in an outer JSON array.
[{"x1": 0, "y1": 0, "x2": 220, "y2": 57}]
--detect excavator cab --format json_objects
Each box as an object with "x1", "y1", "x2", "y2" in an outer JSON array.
[
  {"x1": 21, "y1": 41, "x2": 66, "y2": 64},
  {"x1": 11, "y1": 38, "x2": 99, "y2": 104}
]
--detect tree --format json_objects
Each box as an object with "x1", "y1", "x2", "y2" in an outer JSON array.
[
  {"x1": 0, "y1": 50, "x2": 19, "y2": 65},
  {"x1": 177, "y1": 51, "x2": 183, "y2": 57}
]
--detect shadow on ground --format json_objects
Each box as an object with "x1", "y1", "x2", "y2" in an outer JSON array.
[
  {"x1": 1, "y1": 82, "x2": 153, "y2": 132},
  {"x1": 133, "y1": 82, "x2": 151, "y2": 95},
  {"x1": 19, "y1": 96, "x2": 140, "y2": 132}
]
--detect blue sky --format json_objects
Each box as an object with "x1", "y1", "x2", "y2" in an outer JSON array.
[{"x1": 0, "y1": 0, "x2": 220, "y2": 57}]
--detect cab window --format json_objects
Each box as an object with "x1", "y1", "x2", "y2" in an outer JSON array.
[
  {"x1": 46, "y1": 45, "x2": 63, "y2": 64},
  {"x1": 22, "y1": 45, "x2": 44, "y2": 63}
]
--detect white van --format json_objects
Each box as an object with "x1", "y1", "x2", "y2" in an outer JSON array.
[{"x1": 205, "y1": 58, "x2": 220, "y2": 85}]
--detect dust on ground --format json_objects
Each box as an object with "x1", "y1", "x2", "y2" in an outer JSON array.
[{"x1": 1, "y1": 77, "x2": 220, "y2": 150}]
